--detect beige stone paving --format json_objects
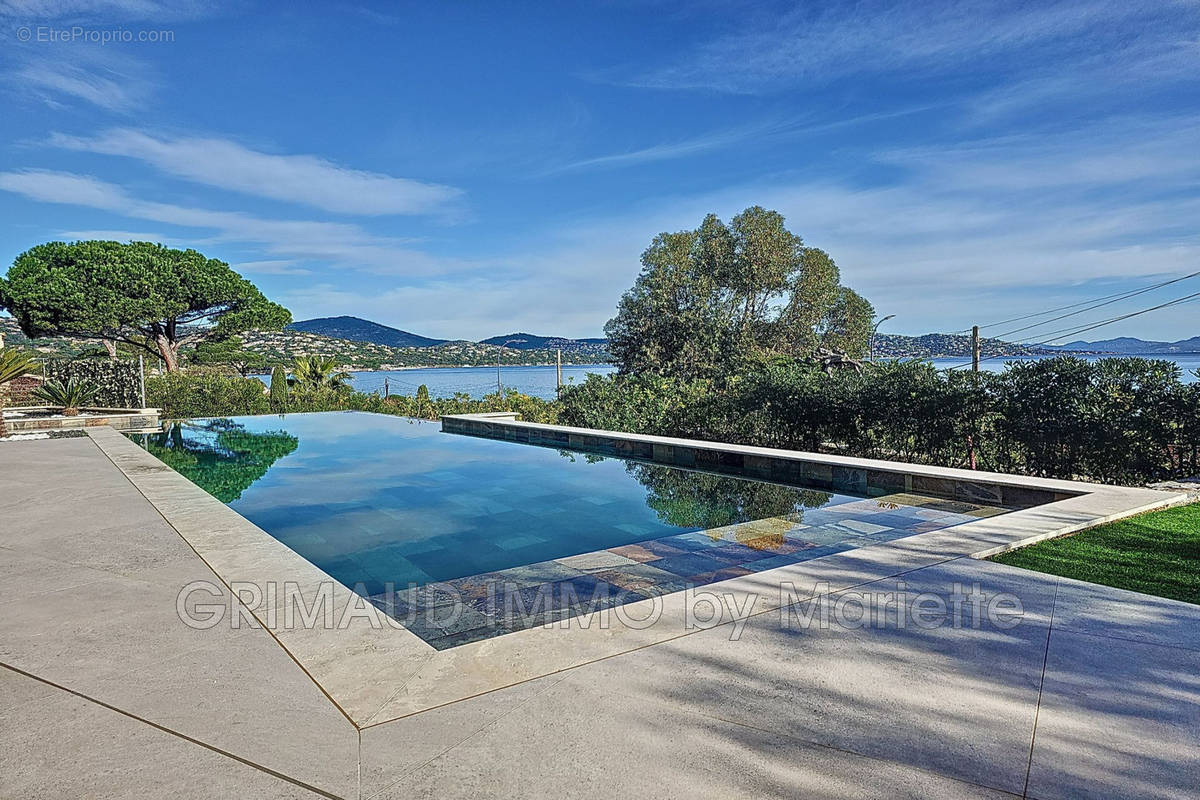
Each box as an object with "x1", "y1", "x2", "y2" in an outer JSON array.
[{"x1": 2, "y1": 428, "x2": 1198, "y2": 799}]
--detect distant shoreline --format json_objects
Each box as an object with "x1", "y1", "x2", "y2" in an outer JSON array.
[{"x1": 346, "y1": 361, "x2": 614, "y2": 373}]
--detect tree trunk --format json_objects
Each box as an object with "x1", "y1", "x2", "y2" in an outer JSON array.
[
  {"x1": 155, "y1": 334, "x2": 180, "y2": 373},
  {"x1": 103, "y1": 339, "x2": 117, "y2": 359}
]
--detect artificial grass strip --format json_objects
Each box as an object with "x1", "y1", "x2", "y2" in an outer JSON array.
[{"x1": 990, "y1": 501, "x2": 1200, "y2": 605}]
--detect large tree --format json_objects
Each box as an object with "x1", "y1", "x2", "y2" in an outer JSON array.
[
  {"x1": 605, "y1": 207, "x2": 873, "y2": 378},
  {"x1": 0, "y1": 241, "x2": 290, "y2": 372}
]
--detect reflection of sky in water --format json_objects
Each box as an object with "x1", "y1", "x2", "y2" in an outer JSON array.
[{"x1": 159, "y1": 412, "x2": 858, "y2": 589}]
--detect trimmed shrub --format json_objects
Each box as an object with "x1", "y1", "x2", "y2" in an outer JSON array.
[
  {"x1": 558, "y1": 356, "x2": 1200, "y2": 485},
  {"x1": 44, "y1": 358, "x2": 141, "y2": 408},
  {"x1": 269, "y1": 365, "x2": 289, "y2": 410},
  {"x1": 146, "y1": 373, "x2": 270, "y2": 418}
]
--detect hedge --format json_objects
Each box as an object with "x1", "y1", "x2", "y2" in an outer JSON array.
[{"x1": 44, "y1": 359, "x2": 142, "y2": 408}]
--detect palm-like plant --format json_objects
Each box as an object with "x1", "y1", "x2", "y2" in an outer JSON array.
[
  {"x1": 0, "y1": 348, "x2": 37, "y2": 438},
  {"x1": 32, "y1": 377, "x2": 100, "y2": 417},
  {"x1": 288, "y1": 356, "x2": 352, "y2": 391}
]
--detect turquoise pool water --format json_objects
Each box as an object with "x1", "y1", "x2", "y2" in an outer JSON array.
[{"x1": 130, "y1": 412, "x2": 1011, "y2": 648}]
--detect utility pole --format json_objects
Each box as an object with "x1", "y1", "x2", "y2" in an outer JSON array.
[
  {"x1": 969, "y1": 325, "x2": 980, "y2": 470},
  {"x1": 556, "y1": 349, "x2": 562, "y2": 396},
  {"x1": 496, "y1": 348, "x2": 502, "y2": 394},
  {"x1": 971, "y1": 325, "x2": 980, "y2": 372}
]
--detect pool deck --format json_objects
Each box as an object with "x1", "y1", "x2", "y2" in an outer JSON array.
[{"x1": 2, "y1": 429, "x2": 1199, "y2": 798}]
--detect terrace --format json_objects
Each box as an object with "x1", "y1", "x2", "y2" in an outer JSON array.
[{"x1": 1, "y1": 411, "x2": 1197, "y2": 799}]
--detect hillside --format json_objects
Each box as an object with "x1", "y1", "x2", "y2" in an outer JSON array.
[
  {"x1": 9, "y1": 311, "x2": 1195, "y2": 369},
  {"x1": 478, "y1": 332, "x2": 610, "y2": 360},
  {"x1": 1048, "y1": 336, "x2": 1200, "y2": 354},
  {"x1": 0, "y1": 317, "x2": 97, "y2": 359},
  {"x1": 480, "y1": 332, "x2": 608, "y2": 351},
  {"x1": 239, "y1": 329, "x2": 606, "y2": 370},
  {"x1": 287, "y1": 316, "x2": 448, "y2": 348},
  {"x1": 0, "y1": 317, "x2": 608, "y2": 370},
  {"x1": 872, "y1": 332, "x2": 1057, "y2": 358}
]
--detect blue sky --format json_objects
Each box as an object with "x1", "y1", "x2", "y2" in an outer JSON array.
[{"x1": 1, "y1": 0, "x2": 1198, "y2": 341}]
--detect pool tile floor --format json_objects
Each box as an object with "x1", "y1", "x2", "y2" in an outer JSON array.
[{"x1": 368, "y1": 492, "x2": 1010, "y2": 649}]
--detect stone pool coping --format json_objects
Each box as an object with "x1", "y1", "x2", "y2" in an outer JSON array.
[
  {"x1": 86, "y1": 414, "x2": 1185, "y2": 730},
  {"x1": 4, "y1": 406, "x2": 160, "y2": 433}
]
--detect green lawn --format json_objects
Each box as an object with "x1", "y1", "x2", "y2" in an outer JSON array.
[{"x1": 990, "y1": 501, "x2": 1200, "y2": 605}]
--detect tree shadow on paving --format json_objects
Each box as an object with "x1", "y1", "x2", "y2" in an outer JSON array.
[{"x1": 565, "y1": 564, "x2": 1200, "y2": 798}]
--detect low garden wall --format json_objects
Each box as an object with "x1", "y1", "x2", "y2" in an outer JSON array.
[{"x1": 2, "y1": 407, "x2": 160, "y2": 433}]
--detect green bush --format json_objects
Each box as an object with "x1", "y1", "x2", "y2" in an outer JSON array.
[
  {"x1": 147, "y1": 373, "x2": 270, "y2": 418},
  {"x1": 44, "y1": 358, "x2": 141, "y2": 407},
  {"x1": 559, "y1": 356, "x2": 1200, "y2": 485},
  {"x1": 142, "y1": 357, "x2": 1198, "y2": 485},
  {"x1": 269, "y1": 365, "x2": 289, "y2": 410}
]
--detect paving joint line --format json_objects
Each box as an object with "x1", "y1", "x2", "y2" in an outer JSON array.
[
  {"x1": 0, "y1": 660, "x2": 346, "y2": 800},
  {"x1": 1022, "y1": 578, "x2": 1059, "y2": 798},
  {"x1": 361, "y1": 673, "x2": 572, "y2": 800},
  {"x1": 84, "y1": 430, "x2": 362, "y2": 731}
]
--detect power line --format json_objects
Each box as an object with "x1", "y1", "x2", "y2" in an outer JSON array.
[
  {"x1": 1020, "y1": 290, "x2": 1200, "y2": 346},
  {"x1": 985, "y1": 270, "x2": 1200, "y2": 340},
  {"x1": 961, "y1": 269, "x2": 1200, "y2": 334},
  {"x1": 945, "y1": 287, "x2": 1200, "y2": 371}
]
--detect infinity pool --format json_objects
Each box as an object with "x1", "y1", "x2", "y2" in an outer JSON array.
[{"x1": 130, "y1": 412, "x2": 1013, "y2": 648}]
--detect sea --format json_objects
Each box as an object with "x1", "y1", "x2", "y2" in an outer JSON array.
[
  {"x1": 334, "y1": 353, "x2": 1199, "y2": 400},
  {"x1": 344, "y1": 364, "x2": 617, "y2": 400}
]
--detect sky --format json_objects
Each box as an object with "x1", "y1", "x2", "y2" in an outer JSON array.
[{"x1": 0, "y1": 0, "x2": 1198, "y2": 342}]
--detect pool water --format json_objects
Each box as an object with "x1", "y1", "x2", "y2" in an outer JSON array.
[{"x1": 130, "y1": 412, "x2": 1013, "y2": 649}]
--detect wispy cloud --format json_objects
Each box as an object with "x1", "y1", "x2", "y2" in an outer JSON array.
[
  {"x1": 876, "y1": 115, "x2": 1200, "y2": 192},
  {"x1": 2, "y1": 0, "x2": 220, "y2": 111},
  {"x1": 541, "y1": 122, "x2": 779, "y2": 174},
  {"x1": 48, "y1": 129, "x2": 464, "y2": 216},
  {"x1": 232, "y1": 259, "x2": 312, "y2": 276},
  {"x1": 57, "y1": 228, "x2": 166, "y2": 241},
  {"x1": 0, "y1": 0, "x2": 212, "y2": 20},
  {"x1": 0, "y1": 169, "x2": 475, "y2": 275},
  {"x1": 602, "y1": 1, "x2": 1196, "y2": 94},
  {"x1": 541, "y1": 107, "x2": 936, "y2": 175},
  {"x1": 7, "y1": 49, "x2": 156, "y2": 111}
]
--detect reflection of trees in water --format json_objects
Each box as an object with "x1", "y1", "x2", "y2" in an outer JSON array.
[
  {"x1": 137, "y1": 420, "x2": 299, "y2": 503},
  {"x1": 629, "y1": 462, "x2": 832, "y2": 546}
]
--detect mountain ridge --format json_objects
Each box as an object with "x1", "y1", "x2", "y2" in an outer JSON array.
[
  {"x1": 1046, "y1": 336, "x2": 1200, "y2": 354},
  {"x1": 290, "y1": 317, "x2": 609, "y2": 353},
  {"x1": 287, "y1": 316, "x2": 449, "y2": 348}
]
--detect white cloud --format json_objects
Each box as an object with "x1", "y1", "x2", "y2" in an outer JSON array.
[
  {"x1": 0, "y1": 0, "x2": 210, "y2": 20},
  {"x1": 0, "y1": 169, "x2": 474, "y2": 275},
  {"x1": 231, "y1": 260, "x2": 312, "y2": 276},
  {"x1": 7, "y1": 48, "x2": 157, "y2": 112},
  {"x1": 48, "y1": 129, "x2": 464, "y2": 216},
  {"x1": 541, "y1": 122, "x2": 780, "y2": 174},
  {"x1": 606, "y1": 0, "x2": 1196, "y2": 95},
  {"x1": 57, "y1": 228, "x2": 167, "y2": 241},
  {"x1": 5, "y1": 104, "x2": 1200, "y2": 341},
  {"x1": 1, "y1": 0, "x2": 214, "y2": 111}
]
